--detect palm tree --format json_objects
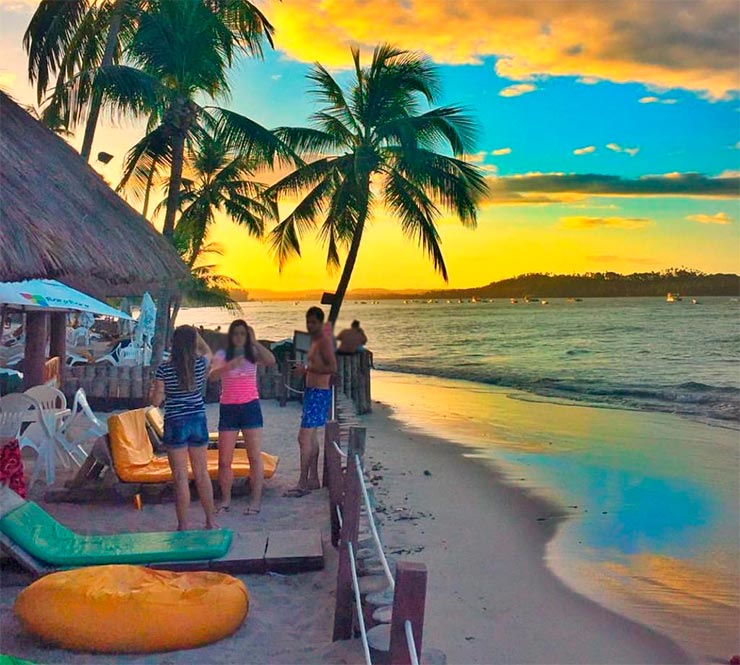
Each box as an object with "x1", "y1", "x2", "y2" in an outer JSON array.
[
  {"x1": 23, "y1": 0, "x2": 274, "y2": 161},
  {"x1": 267, "y1": 44, "x2": 489, "y2": 323},
  {"x1": 122, "y1": 123, "x2": 276, "y2": 262}
]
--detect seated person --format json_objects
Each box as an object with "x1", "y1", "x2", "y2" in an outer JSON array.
[{"x1": 336, "y1": 320, "x2": 368, "y2": 355}]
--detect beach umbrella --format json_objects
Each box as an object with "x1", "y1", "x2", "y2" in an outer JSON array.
[
  {"x1": 0, "y1": 279, "x2": 132, "y2": 319},
  {"x1": 134, "y1": 292, "x2": 157, "y2": 344}
]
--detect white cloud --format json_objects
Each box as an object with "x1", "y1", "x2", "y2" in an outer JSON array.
[
  {"x1": 639, "y1": 96, "x2": 678, "y2": 104},
  {"x1": 607, "y1": 143, "x2": 640, "y2": 156},
  {"x1": 491, "y1": 148, "x2": 512, "y2": 156},
  {"x1": 270, "y1": 74, "x2": 283, "y2": 81},
  {"x1": 499, "y1": 83, "x2": 536, "y2": 98},
  {"x1": 573, "y1": 146, "x2": 596, "y2": 155},
  {"x1": 685, "y1": 212, "x2": 733, "y2": 225}
]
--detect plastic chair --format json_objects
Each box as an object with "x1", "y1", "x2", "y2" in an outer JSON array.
[
  {"x1": 59, "y1": 389, "x2": 104, "y2": 460},
  {"x1": 0, "y1": 393, "x2": 56, "y2": 486},
  {"x1": 25, "y1": 386, "x2": 85, "y2": 470}
]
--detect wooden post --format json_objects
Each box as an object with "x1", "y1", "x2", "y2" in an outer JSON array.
[
  {"x1": 333, "y1": 426, "x2": 366, "y2": 641},
  {"x1": 324, "y1": 420, "x2": 343, "y2": 546},
  {"x1": 49, "y1": 312, "x2": 66, "y2": 388},
  {"x1": 389, "y1": 561, "x2": 428, "y2": 665},
  {"x1": 22, "y1": 311, "x2": 48, "y2": 390}
]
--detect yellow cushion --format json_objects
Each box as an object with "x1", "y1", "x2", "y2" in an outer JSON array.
[
  {"x1": 15, "y1": 564, "x2": 248, "y2": 653},
  {"x1": 108, "y1": 410, "x2": 279, "y2": 483}
]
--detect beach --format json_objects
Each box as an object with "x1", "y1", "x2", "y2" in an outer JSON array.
[{"x1": 1, "y1": 393, "x2": 701, "y2": 664}]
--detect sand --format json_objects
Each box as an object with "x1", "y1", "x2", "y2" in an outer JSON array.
[{"x1": 0, "y1": 397, "x2": 694, "y2": 664}]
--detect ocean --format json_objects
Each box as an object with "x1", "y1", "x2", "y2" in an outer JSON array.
[{"x1": 177, "y1": 296, "x2": 740, "y2": 658}]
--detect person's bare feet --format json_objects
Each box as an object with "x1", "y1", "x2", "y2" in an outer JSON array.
[
  {"x1": 177, "y1": 523, "x2": 189, "y2": 531},
  {"x1": 205, "y1": 520, "x2": 220, "y2": 530},
  {"x1": 216, "y1": 504, "x2": 231, "y2": 513},
  {"x1": 243, "y1": 505, "x2": 261, "y2": 515}
]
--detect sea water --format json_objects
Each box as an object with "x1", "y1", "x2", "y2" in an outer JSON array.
[{"x1": 178, "y1": 296, "x2": 739, "y2": 658}]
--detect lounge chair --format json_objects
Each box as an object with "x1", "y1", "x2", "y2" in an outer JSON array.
[
  {"x1": 108, "y1": 409, "x2": 278, "y2": 483},
  {"x1": 0, "y1": 486, "x2": 230, "y2": 575},
  {"x1": 0, "y1": 486, "x2": 323, "y2": 577}
]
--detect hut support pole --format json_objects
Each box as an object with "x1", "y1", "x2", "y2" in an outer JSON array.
[
  {"x1": 49, "y1": 312, "x2": 66, "y2": 387},
  {"x1": 23, "y1": 311, "x2": 48, "y2": 390}
]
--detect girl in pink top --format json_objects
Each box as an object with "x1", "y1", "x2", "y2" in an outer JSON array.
[{"x1": 209, "y1": 319, "x2": 275, "y2": 514}]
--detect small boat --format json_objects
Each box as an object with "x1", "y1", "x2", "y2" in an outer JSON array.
[
  {"x1": 666, "y1": 293, "x2": 682, "y2": 302},
  {"x1": 510, "y1": 298, "x2": 518, "y2": 304},
  {"x1": 470, "y1": 297, "x2": 478, "y2": 303},
  {"x1": 541, "y1": 299, "x2": 549, "y2": 305},
  {"x1": 691, "y1": 298, "x2": 699, "y2": 305},
  {"x1": 524, "y1": 296, "x2": 540, "y2": 303}
]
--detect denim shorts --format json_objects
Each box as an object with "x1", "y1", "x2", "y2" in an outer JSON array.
[
  {"x1": 301, "y1": 387, "x2": 332, "y2": 429},
  {"x1": 219, "y1": 399, "x2": 263, "y2": 431},
  {"x1": 163, "y1": 412, "x2": 209, "y2": 448}
]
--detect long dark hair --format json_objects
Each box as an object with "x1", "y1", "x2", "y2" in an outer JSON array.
[
  {"x1": 225, "y1": 319, "x2": 256, "y2": 363},
  {"x1": 171, "y1": 325, "x2": 197, "y2": 391}
]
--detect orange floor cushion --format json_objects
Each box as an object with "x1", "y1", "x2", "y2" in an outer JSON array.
[
  {"x1": 15, "y1": 564, "x2": 248, "y2": 653},
  {"x1": 108, "y1": 410, "x2": 278, "y2": 483}
]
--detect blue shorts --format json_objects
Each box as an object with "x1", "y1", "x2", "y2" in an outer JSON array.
[
  {"x1": 219, "y1": 400, "x2": 263, "y2": 431},
  {"x1": 163, "y1": 412, "x2": 209, "y2": 448},
  {"x1": 301, "y1": 387, "x2": 332, "y2": 429}
]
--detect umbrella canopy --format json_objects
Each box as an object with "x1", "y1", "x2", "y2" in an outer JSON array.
[
  {"x1": 0, "y1": 92, "x2": 187, "y2": 295},
  {"x1": 134, "y1": 292, "x2": 157, "y2": 344},
  {"x1": 0, "y1": 280, "x2": 132, "y2": 319}
]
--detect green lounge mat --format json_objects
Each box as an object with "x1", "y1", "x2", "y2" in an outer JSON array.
[{"x1": 0, "y1": 502, "x2": 232, "y2": 567}]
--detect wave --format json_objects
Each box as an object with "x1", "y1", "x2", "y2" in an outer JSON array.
[{"x1": 375, "y1": 362, "x2": 740, "y2": 426}]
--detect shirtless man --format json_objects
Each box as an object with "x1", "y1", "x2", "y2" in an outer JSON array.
[
  {"x1": 285, "y1": 306, "x2": 337, "y2": 496},
  {"x1": 336, "y1": 320, "x2": 368, "y2": 355}
]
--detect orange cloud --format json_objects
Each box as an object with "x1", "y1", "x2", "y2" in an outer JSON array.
[
  {"x1": 559, "y1": 216, "x2": 651, "y2": 229},
  {"x1": 606, "y1": 143, "x2": 640, "y2": 156},
  {"x1": 266, "y1": 0, "x2": 740, "y2": 99},
  {"x1": 499, "y1": 83, "x2": 537, "y2": 97},
  {"x1": 491, "y1": 148, "x2": 512, "y2": 156},
  {"x1": 685, "y1": 212, "x2": 733, "y2": 224},
  {"x1": 574, "y1": 146, "x2": 595, "y2": 155},
  {"x1": 639, "y1": 96, "x2": 678, "y2": 104}
]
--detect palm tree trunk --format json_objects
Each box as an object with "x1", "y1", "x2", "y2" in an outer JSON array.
[
  {"x1": 329, "y1": 195, "x2": 369, "y2": 324},
  {"x1": 80, "y1": 0, "x2": 125, "y2": 162},
  {"x1": 151, "y1": 124, "x2": 186, "y2": 367},
  {"x1": 141, "y1": 161, "x2": 156, "y2": 219},
  {"x1": 162, "y1": 127, "x2": 186, "y2": 238}
]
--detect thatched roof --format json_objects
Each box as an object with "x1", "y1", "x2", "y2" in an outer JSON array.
[{"x1": 0, "y1": 92, "x2": 187, "y2": 296}]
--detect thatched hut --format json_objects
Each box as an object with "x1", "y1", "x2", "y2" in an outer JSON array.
[{"x1": 0, "y1": 92, "x2": 187, "y2": 387}]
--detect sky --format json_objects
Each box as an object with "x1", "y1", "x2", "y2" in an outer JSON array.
[{"x1": 1, "y1": 0, "x2": 739, "y2": 292}]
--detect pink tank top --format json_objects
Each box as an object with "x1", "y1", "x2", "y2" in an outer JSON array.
[{"x1": 213, "y1": 350, "x2": 259, "y2": 404}]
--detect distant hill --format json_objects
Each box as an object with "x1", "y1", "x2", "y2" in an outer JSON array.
[
  {"x1": 414, "y1": 270, "x2": 740, "y2": 299},
  {"x1": 232, "y1": 270, "x2": 739, "y2": 301}
]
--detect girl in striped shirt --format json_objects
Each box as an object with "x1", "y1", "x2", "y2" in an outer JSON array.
[
  {"x1": 209, "y1": 319, "x2": 275, "y2": 514},
  {"x1": 150, "y1": 326, "x2": 216, "y2": 530}
]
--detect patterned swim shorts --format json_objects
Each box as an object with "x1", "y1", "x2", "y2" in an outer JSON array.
[{"x1": 300, "y1": 387, "x2": 332, "y2": 429}]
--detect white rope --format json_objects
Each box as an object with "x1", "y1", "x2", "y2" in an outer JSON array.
[
  {"x1": 284, "y1": 384, "x2": 304, "y2": 395},
  {"x1": 404, "y1": 619, "x2": 420, "y2": 665},
  {"x1": 348, "y1": 541, "x2": 373, "y2": 665},
  {"x1": 355, "y1": 454, "x2": 396, "y2": 591},
  {"x1": 333, "y1": 440, "x2": 347, "y2": 458},
  {"x1": 336, "y1": 504, "x2": 343, "y2": 529}
]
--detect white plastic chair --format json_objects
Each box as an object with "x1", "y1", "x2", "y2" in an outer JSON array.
[
  {"x1": 59, "y1": 388, "x2": 105, "y2": 459},
  {"x1": 24, "y1": 386, "x2": 85, "y2": 469},
  {"x1": 0, "y1": 393, "x2": 56, "y2": 486}
]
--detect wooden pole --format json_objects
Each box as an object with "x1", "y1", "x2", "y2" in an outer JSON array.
[
  {"x1": 333, "y1": 426, "x2": 366, "y2": 641},
  {"x1": 389, "y1": 561, "x2": 428, "y2": 665},
  {"x1": 22, "y1": 311, "x2": 48, "y2": 390},
  {"x1": 49, "y1": 312, "x2": 67, "y2": 388},
  {"x1": 278, "y1": 361, "x2": 288, "y2": 407}
]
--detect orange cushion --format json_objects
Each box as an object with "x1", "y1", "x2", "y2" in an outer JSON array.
[
  {"x1": 108, "y1": 410, "x2": 278, "y2": 483},
  {"x1": 15, "y1": 565, "x2": 248, "y2": 653}
]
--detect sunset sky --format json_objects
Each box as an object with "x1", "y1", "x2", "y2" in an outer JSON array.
[{"x1": 1, "y1": 0, "x2": 739, "y2": 292}]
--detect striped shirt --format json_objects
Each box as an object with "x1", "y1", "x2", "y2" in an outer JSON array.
[
  {"x1": 155, "y1": 356, "x2": 208, "y2": 420},
  {"x1": 212, "y1": 350, "x2": 259, "y2": 404}
]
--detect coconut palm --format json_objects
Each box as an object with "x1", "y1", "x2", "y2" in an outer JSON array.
[
  {"x1": 122, "y1": 124, "x2": 276, "y2": 261},
  {"x1": 267, "y1": 44, "x2": 489, "y2": 323},
  {"x1": 23, "y1": 0, "x2": 274, "y2": 161}
]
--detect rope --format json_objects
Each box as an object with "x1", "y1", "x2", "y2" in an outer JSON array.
[
  {"x1": 404, "y1": 619, "x2": 420, "y2": 665},
  {"x1": 336, "y1": 504, "x2": 343, "y2": 529},
  {"x1": 284, "y1": 384, "x2": 304, "y2": 395},
  {"x1": 348, "y1": 541, "x2": 373, "y2": 665},
  {"x1": 333, "y1": 440, "x2": 347, "y2": 458},
  {"x1": 355, "y1": 454, "x2": 396, "y2": 591}
]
